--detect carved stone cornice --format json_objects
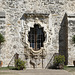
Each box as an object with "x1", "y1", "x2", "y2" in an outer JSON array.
[{"x1": 21, "y1": 13, "x2": 50, "y2": 19}]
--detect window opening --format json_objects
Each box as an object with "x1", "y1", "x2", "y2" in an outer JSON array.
[{"x1": 28, "y1": 24, "x2": 45, "y2": 51}]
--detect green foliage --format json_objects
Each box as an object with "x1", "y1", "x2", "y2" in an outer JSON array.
[
  {"x1": 54, "y1": 55, "x2": 65, "y2": 66},
  {"x1": 64, "y1": 66, "x2": 75, "y2": 72},
  {"x1": 0, "y1": 33, "x2": 5, "y2": 44},
  {"x1": 15, "y1": 58, "x2": 26, "y2": 70},
  {"x1": 72, "y1": 35, "x2": 75, "y2": 43},
  {"x1": 0, "y1": 67, "x2": 9, "y2": 70}
]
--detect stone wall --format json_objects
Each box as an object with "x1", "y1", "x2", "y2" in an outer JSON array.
[
  {"x1": 67, "y1": 13, "x2": 75, "y2": 66},
  {"x1": 59, "y1": 13, "x2": 68, "y2": 65},
  {"x1": 0, "y1": 0, "x2": 75, "y2": 68}
]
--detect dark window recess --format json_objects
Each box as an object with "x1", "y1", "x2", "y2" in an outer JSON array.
[
  {"x1": 0, "y1": 12, "x2": 5, "y2": 24},
  {"x1": 28, "y1": 24, "x2": 45, "y2": 51},
  {"x1": 0, "y1": 12, "x2": 5, "y2": 18}
]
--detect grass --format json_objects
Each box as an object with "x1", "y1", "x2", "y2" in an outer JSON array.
[
  {"x1": 0, "y1": 66, "x2": 26, "y2": 70},
  {"x1": 0, "y1": 67, "x2": 9, "y2": 70},
  {"x1": 0, "y1": 66, "x2": 75, "y2": 72},
  {"x1": 64, "y1": 66, "x2": 75, "y2": 72},
  {"x1": 0, "y1": 66, "x2": 15, "y2": 70}
]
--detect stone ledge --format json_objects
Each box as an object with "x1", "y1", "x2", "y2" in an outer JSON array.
[{"x1": 24, "y1": 13, "x2": 50, "y2": 17}]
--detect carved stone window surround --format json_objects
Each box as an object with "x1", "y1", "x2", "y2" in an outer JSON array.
[{"x1": 21, "y1": 13, "x2": 50, "y2": 55}]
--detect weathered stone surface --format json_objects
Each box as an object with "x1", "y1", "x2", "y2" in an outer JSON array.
[{"x1": 0, "y1": 0, "x2": 75, "y2": 68}]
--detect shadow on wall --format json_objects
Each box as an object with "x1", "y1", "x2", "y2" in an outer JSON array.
[
  {"x1": 20, "y1": 13, "x2": 26, "y2": 20},
  {"x1": 45, "y1": 53, "x2": 59, "y2": 69},
  {"x1": 59, "y1": 13, "x2": 68, "y2": 65}
]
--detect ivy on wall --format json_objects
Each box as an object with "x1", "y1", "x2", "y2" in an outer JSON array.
[
  {"x1": 72, "y1": 35, "x2": 75, "y2": 43},
  {"x1": 0, "y1": 33, "x2": 5, "y2": 54},
  {"x1": 0, "y1": 33, "x2": 5, "y2": 44}
]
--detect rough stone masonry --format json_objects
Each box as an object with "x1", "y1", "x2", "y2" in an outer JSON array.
[{"x1": 0, "y1": 0, "x2": 75, "y2": 69}]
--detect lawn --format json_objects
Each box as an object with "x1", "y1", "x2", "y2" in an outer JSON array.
[
  {"x1": 64, "y1": 66, "x2": 75, "y2": 72},
  {"x1": 0, "y1": 67, "x2": 9, "y2": 70},
  {"x1": 0, "y1": 66, "x2": 75, "y2": 72},
  {"x1": 0, "y1": 66, "x2": 15, "y2": 70}
]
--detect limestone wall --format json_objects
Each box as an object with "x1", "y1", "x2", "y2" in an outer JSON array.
[
  {"x1": 67, "y1": 13, "x2": 75, "y2": 66},
  {"x1": 0, "y1": 0, "x2": 74, "y2": 68}
]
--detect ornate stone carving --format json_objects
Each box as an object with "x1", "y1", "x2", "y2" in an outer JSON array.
[{"x1": 21, "y1": 13, "x2": 49, "y2": 59}]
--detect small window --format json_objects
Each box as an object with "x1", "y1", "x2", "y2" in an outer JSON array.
[{"x1": 28, "y1": 24, "x2": 45, "y2": 51}]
